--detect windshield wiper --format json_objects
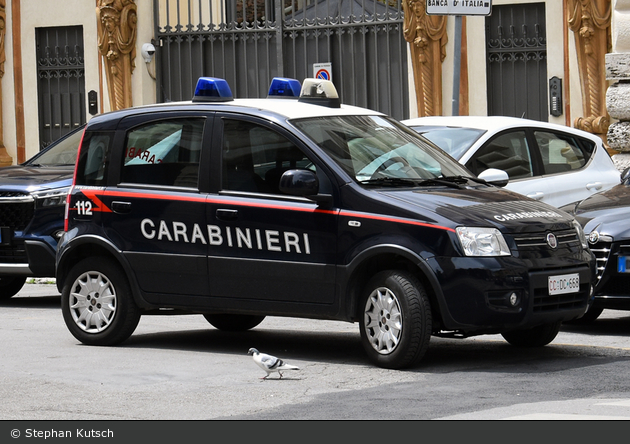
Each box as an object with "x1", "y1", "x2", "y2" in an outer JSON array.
[
  {"x1": 358, "y1": 177, "x2": 419, "y2": 187},
  {"x1": 415, "y1": 177, "x2": 467, "y2": 189}
]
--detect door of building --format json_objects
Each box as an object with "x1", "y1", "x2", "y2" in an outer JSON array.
[
  {"x1": 36, "y1": 26, "x2": 87, "y2": 150},
  {"x1": 486, "y1": 3, "x2": 548, "y2": 121}
]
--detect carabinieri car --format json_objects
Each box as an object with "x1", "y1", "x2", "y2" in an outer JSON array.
[{"x1": 56, "y1": 77, "x2": 596, "y2": 369}]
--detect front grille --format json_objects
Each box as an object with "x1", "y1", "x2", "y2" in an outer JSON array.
[
  {"x1": 532, "y1": 286, "x2": 588, "y2": 312},
  {"x1": 0, "y1": 192, "x2": 35, "y2": 230},
  {"x1": 0, "y1": 241, "x2": 27, "y2": 264},
  {"x1": 589, "y1": 239, "x2": 612, "y2": 285},
  {"x1": 513, "y1": 228, "x2": 580, "y2": 249}
]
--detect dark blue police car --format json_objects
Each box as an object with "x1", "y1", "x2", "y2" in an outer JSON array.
[
  {"x1": 56, "y1": 77, "x2": 596, "y2": 369},
  {"x1": 0, "y1": 126, "x2": 84, "y2": 298}
]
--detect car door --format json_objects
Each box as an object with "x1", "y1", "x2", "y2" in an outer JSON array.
[
  {"x1": 206, "y1": 114, "x2": 338, "y2": 308},
  {"x1": 464, "y1": 130, "x2": 549, "y2": 201},
  {"x1": 98, "y1": 113, "x2": 212, "y2": 298}
]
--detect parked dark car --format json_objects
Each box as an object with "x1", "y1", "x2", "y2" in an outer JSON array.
[
  {"x1": 560, "y1": 175, "x2": 630, "y2": 322},
  {"x1": 0, "y1": 126, "x2": 84, "y2": 298}
]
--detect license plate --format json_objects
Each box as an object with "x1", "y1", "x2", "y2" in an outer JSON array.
[
  {"x1": 548, "y1": 273, "x2": 580, "y2": 295},
  {"x1": 618, "y1": 256, "x2": 629, "y2": 273}
]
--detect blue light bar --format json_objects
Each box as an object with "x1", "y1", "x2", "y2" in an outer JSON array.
[
  {"x1": 192, "y1": 77, "x2": 233, "y2": 102},
  {"x1": 267, "y1": 77, "x2": 301, "y2": 98}
]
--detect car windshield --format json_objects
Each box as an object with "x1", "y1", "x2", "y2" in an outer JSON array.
[
  {"x1": 26, "y1": 127, "x2": 84, "y2": 166},
  {"x1": 292, "y1": 115, "x2": 471, "y2": 184},
  {"x1": 408, "y1": 126, "x2": 486, "y2": 160}
]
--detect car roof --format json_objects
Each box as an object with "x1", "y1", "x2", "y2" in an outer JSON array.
[
  {"x1": 401, "y1": 115, "x2": 602, "y2": 142},
  {"x1": 88, "y1": 97, "x2": 384, "y2": 127}
]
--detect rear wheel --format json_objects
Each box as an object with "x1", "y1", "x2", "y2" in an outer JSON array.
[
  {"x1": 359, "y1": 270, "x2": 432, "y2": 369},
  {"x1": 0, "y1": 277, "x2": 27, "y2": 299},
  {"x1": 203, "y1": 314, "x2": 266, "y2": 331},
  {"x1": 501, "y1": 321, "x2": 561, "y2": 347},
  {"x1": 61, "y1": 257, "x2": 140, "y2": 345}
]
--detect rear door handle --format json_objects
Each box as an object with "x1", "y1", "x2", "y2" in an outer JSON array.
[
  {"x1": 111, "y1": 201, "x2": 132, "y2": 214},
  {"x1": 216, "y1": 208, "x2": 238, "y2": 221}
]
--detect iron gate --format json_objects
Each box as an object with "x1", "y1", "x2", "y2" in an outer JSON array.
[
  {"x1": 36, "y1": 26, "x2": 86, "y2": 149},
  {"x1": 486, "y1": 2, "x2": 548, "y2": 121},
  {"x1": 153, "y1": 0, "x2": 408, "y2": 120}
]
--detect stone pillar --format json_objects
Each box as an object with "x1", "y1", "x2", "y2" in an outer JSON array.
[{"x1": 606, "y1": 0, "x2": 630, "y2": 172}]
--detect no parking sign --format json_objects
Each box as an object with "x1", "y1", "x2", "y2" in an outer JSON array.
[{"x1": 313, "y1": 62, "x2": 332, "y2": 82}]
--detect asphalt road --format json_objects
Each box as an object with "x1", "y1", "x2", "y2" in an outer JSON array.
[{"x1": 1, "y1": 283, "x2": 630, "y2": 423}]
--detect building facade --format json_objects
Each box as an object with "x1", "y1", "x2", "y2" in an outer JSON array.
[{"x1": 0, "y1": 0, "x2": 617, "y2": 166}]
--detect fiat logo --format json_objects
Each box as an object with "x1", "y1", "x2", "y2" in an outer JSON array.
[{"x1": 546, "y1": 233, "x2": 558, "y2": 249}]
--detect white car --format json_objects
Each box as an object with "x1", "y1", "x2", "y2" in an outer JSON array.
[{"x1": 402, "y1": 116, "x2": 621, "y2": 208}]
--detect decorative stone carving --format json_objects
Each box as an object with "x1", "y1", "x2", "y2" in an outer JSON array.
[
  {"x1": 607, "y1": 0, "x2": 630, "y2": 169},
  {"x1": 0, "y1": 0, "x2": 12, "y2": 166},
  {"x1": 403, "y1": 0, "x2": 447, "y2": 117},
  {"x1": 97, "y1": 0, "x2": 137, "y2": 111},
  {"x1": 568, "y1": 0, "x2": 612, "y2": 145}
]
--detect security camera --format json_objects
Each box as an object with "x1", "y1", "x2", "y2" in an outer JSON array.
[{"x1": 141, "y1": 43, "x2": 156, "y2": 63}]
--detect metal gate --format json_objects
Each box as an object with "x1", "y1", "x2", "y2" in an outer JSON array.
[
  {"x1": 36, "y1": 26, "x2": 86, "y2": 149},
  {"x1": 154, "y1": 0, "x2": 408, "y2": 120},
  {"x1": 486, "y1": 2, "x2": 548, "y2": 121}
]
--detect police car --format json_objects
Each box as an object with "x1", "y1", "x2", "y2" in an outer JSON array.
[{"x1": 56, "y1": 77, "x2": 596, "y2": 369}]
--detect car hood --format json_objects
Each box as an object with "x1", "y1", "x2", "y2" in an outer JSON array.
[
  {"x1": 561, "y1": 183, "x2": 630, "y2": 238},
  {"x1": 378, "y1": 185, "x2": 573, "y2": 233},
  {"x1": 0, "y1": 165, "x2": 73, "y2": 192}
]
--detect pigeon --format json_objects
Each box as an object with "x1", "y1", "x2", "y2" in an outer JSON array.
[{"x1": 247, "y1": 348, "x2": 300, "y2": 379}]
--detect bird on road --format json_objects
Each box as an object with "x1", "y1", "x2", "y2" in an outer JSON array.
[{"x1": 247, "y1": 348, "x2": 300, "y2": 379}]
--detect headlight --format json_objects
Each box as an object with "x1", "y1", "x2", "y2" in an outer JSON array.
[
  {"x1": 33, "y1": 187, "x2": 71, "y2": 208},
  {"x1": 456, "y1": 226, "x2": 511, "y2": 257},
  {"x1": 573, "y1": 220, "x2": 588, "y2": 249}
]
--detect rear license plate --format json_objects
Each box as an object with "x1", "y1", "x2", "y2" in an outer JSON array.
[{"x1": 548, "y1": 273, "x2": 580, "y2": 295}]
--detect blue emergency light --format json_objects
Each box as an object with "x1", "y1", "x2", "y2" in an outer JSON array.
[
  {"x1": 267, "y1": 77, "x2": 302, "y2": 98},
  {"x1": 192, "y1": 77, "x2": 234, "y2": 102}
]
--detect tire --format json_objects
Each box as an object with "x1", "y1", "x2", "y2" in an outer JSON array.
[
  {"x1": 564, "y1": 307, "x2": 603, "y2": 325},
  {"x1": 203, "y1": 314, "x2": 266, "y2": 331},
  {"x1": 61, "y1": 257, "x2": 140, "y2": 346},
  {"x1": 0, "y1": 277, "x2": 27, "y2": 299},
  {"x1": 501, "y1": 321, "x2": 561, "y2": 347},
  {"x1": 359, "y1": 270, "x2": 432, "y2": 369}
]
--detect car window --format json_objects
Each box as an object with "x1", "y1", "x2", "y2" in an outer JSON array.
[
  {"x1": 221, "y1": 119, "x2": 315, "y2": 194},
  {"x1": 75, "y1": 132, "x2": 113, "y2": 186},
  {"x1": 120, "y1": 118, "x2": 204, "y2": 188},
  {"x1": 27, "y1": 127, "x2": 84, "y2": 166},
  {"x1": 293, "y1": 115, "x2": 470, "y2": 182},
  {"x1": 465, "y1": 131, "x2": 533, "y2": 180},
  {"x1": 534, "y1": 131, "x2": 592, "y2": 174},
  {"x1": 412, "y1": 126, "x2": 486, "y2": 160}
]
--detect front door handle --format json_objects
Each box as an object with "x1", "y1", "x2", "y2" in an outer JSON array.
[
  {"x1": 111, "y1": 201, "x2": 132, "y2": 214},
  {"x1": 526, "y1": 191, "x2": 544, "y2": 200},
  {"x1": 216, "y1": 208, "x2": 238, "y2": 221},
  {"x1": 586, "y1": 182, "x2": 602, "y2": 191}
]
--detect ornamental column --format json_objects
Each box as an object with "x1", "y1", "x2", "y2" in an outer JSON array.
[
  {"x1": 96, "y1": 0, "x2": 137, "y2": 111},
  {"x1": 606, "y1": 0, "x2": 630, "y2": 171}
]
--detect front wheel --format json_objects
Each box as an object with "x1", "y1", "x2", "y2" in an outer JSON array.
[
  {"x1": 359, "y1": 270, "x2": 432, "y2": 369},
  {"x1": 61, "y1": 257, "x2": 140, "y2": 346},
  {"x1": 501, "y1": 321, "x2": 561, "y2": 347},
  {"x1": 203, "y1": 314, "x2": 265, "y2": 331}
]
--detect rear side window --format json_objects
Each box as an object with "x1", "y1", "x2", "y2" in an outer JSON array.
[
  {"x1": 121, "y1": 118, "x2": 204, "y2": 188},
  {"x1": 534, "y1": 131, "x2": 593, "y2": 174},
  {"x1": 75, "y1": 131, "x2": 113, "y2": 186}
]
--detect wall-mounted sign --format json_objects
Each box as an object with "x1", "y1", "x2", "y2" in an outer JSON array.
[
  {"x1": 313, "y1": 62, "x2": 332, "y2": 81},
  {"x1": 426, "y1": 0, "x2": 492, "y2": 16}
]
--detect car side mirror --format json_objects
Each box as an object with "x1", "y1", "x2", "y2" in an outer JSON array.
[
  {"x1": 279, "y1": 169, "x2": 333, "y2": 205},
  {"x1": 478, "y1": 168, "x2": 509, "y2": 187}
]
